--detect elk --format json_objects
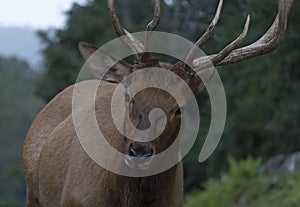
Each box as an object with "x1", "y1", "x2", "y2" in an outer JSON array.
[{"x1": 23, "y1": 0, "x2": 294, "y2": 206}]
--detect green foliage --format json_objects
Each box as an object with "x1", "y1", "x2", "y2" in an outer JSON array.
[
  {"x1": 283, "y1": 174, "x2": 300, "y2": 206},
  {"x1": 184, "y1": 0, "x2": 300, "y2": 192},
  {"x1": 0, "y1": 56, "x2": 43, "y2": 205},
  {"x1": 0, "y1": 199, "x2": 21, "y2": 207},
  {"x1": 214, "y1": 0, "x2": 300, "y2": 160},
  {"x1": 185, "y1": 156, "x2": 262, "y2": 207},
  {"x1": 185, "y1": 157, "x2": 300, "y2": 207}
]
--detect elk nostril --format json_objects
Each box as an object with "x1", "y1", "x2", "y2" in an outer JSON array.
[
  {"x1": 145, "y1": 148, "x2": 154, "y2": 157},
  {"x1": 129, "y1": 147, "x2": 137, "y2": 157}
]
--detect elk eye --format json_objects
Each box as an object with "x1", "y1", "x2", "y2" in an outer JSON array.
[
  {"x1": 124, "y1": 92, "x2": 130, "y2": 103},
  {"x1": 175, "y1": 106, "x2": 184, "y2": 116}
]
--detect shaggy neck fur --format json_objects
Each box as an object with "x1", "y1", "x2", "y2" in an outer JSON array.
[{"x1": 110, "y1": 164, "x2": 180, "y2": 207}]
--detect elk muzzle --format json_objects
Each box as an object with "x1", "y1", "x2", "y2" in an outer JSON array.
[{"x1": 125, "y1": 141, "x2": 155, "y2": 169}]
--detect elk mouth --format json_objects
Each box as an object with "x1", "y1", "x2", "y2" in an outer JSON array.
[{"x1": 125, "y1": 156, "x2": 154, "y2": 170}]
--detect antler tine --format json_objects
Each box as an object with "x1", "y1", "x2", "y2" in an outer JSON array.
[
  {"x1": 123, "y1": 29, "x2": 145, "y2": 55},
  {"x1": 210, "y1": 15, "x2": 250, "y2": 65},
  {"x1": 107, "y1": 0, "x2": 126, "y2": 37},
  {"x1": 147, "y1": 0, "x2": 161, "y2": 32},
  {"x1": 185, "y1": 0, "x2": 224, "y2": 64},
  {"x1": 193, "y1": 0, "x2": 294, "y2": 69},
  {"x1": 107, "y1": 0, "x2": 145, "y2": 62},
  {"x1": 142, "y1": 0, "x2": 162, "y2": 62}
]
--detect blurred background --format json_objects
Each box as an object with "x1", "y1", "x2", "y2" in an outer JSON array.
[{"x1": 0, "y1": 0, "x2": 299, "y2": 206}]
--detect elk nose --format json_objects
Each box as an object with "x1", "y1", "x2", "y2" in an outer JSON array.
[{"x1": 128, "y1": 142, "x2": 154, "y2": 158}]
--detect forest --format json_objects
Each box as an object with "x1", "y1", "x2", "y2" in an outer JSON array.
[{"x1": 0, "y1": 0, "x2": 299, "y2": 206}]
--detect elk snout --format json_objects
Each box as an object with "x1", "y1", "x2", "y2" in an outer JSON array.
[
  {"x1": 125, "y1": 142, "x2": 155, "y2": 169},
  {"x1": 129, "y1": 142, "x2": 154, "y2": 157}
]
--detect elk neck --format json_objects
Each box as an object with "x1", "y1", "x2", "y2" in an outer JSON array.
[{"x1": 108, "y1": 163, "x2": 182, "y2": 207}]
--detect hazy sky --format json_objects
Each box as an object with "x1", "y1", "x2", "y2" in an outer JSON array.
[{"x1": 0, "y1": 0, "x2": 87, "y2": 29}]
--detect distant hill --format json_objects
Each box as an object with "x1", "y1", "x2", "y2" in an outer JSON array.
[{"x1": 0, "y1": 26, "x2": 43, "y2": 68}]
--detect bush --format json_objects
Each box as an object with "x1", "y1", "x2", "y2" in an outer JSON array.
[
  {"x1": 185, "y1": 156, "x2": 262, "y2": 207},
  {"x1": 185, "y1": 156, "x2": 300, "y2": 207}
]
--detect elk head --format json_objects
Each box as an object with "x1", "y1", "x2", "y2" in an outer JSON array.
[{"x1": 78, "y1": 0, "x2": 294, "y2": 169}]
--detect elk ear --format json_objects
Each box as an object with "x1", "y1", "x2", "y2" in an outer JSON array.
[
  {"x1": 78, "y1": 41, "x2": 132, "y2": 83},
  {"x1": 170, "y1": 62, "x2": 207, "y2": 95}
]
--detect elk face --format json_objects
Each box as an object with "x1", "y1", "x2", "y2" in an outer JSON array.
[
  {"x1": 119, "y1": 61, "x2": 204, "y2": 169},
  {"x1": 79, "y1": 42, "x2": 203, "y2": 169},
  {"x1": 123, "y1": 86, "x2": 182, "y2": 169}
]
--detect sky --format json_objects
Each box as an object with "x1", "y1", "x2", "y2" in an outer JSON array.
[{"x1": 0, "y1": 0, "x2": 87, "y2": 29}]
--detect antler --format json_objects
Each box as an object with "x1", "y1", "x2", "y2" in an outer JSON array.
[
  {"x1": 185, "y1": 0, "x2": 224, "y2": 64},
  {"x1": 146, "y1": 0, "x2": 162, "y2": 32},
  {"x1": 141, "y1": 0, "x2": 162, "y2": 62},
  {"x1": 107, "y1": 0, "x2": 144, "y2": 60},
  {"x1": 107, "y1": 0, "x2": 161, "y2": 63},
  {"x1": 192, "y1": 0, "x2": 294, "y2": 71}
]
